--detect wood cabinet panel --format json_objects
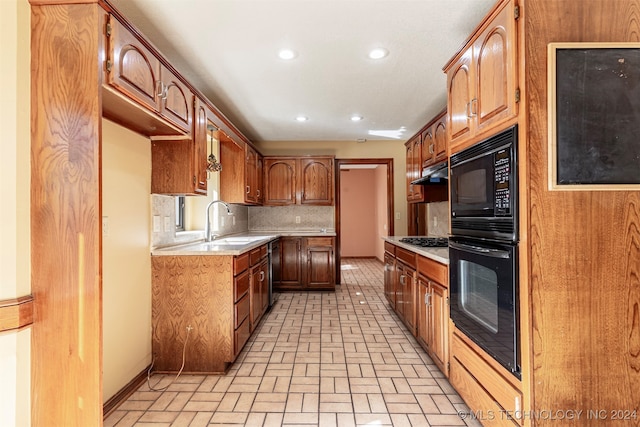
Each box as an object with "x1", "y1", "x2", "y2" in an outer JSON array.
[
  {"x1": 445, "y1": 0, "x2": 517, "y2": 155},
  {"x1": 264, "y1": 157, "x2": 334, "y2": 206},
  {"x1": 264, "y1": 158, "x2": 297, "y2": 205},
  {"x1": 299, "y1": 157, "x2": 334, "y2": 205},
  {"x1": 159, "y1": 64, "x2": 192, "y2": 133},
  {"x1": 219, "y1": 138, "x2": 262, "y2": 205},
  {"x1": 235, "y1": 293, "x2": 250, "y2": 329},
  {"x1": 277, "y1": 237, "x2": 303, "y2": 289},
  {"x1": 384, "y1": 253, "x2": 396, "y2": 308},
  {"x1": 234, "y1": 269, "x2": 250, "y2": 302},
  {"x1": 274, "y1": 236, "x2": 335, "y2": 291},
  {"x1": 306, "y1": 244, "x2": 334, "y2": 289}
]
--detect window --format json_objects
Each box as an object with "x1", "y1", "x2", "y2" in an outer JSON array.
[{"x1": 175, "y1": 196, "x2": 185, "y2": 232}]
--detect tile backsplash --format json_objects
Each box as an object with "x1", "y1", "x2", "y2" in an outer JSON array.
[
  {"x1": 249, "y1": 205, "x2": 334, "y2": 232},
  {"x1": 426, "y1": 201, "x2": 449, "y2": 237}
]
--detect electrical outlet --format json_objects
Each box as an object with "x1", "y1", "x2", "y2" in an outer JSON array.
[
  {"x1": 102, "y1": 216, "x2": 109, "y2": 236},
  {"x1": 395, "y1": 212, "x2": 401, "y2": 220},
  {"x1": 153, "y1": 215, "x2": 161, "y2": 233},
  {"x1": 295, "y1": 216, "x2": 301, "y2": 224},
  {"x1": 163, "y1": 216, "x2": 171, "y2": 232}
]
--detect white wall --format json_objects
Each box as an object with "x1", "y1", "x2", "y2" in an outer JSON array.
[
  {"x1": 0, "y1": 0, "x2": 32, "y2": 425},
  {"x1": 102, "y1": 119, "x2": 153, "y2": 401}
]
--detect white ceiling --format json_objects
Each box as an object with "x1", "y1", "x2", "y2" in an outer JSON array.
[{"x1": 108, "y1": 0, "x2": 495, "y2": 143}]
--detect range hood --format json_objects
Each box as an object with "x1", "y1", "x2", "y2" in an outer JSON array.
[{"x1": 411, "y1": 160, "x2": 448, "y2": 185}]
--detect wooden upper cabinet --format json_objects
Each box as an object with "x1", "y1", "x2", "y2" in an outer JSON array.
[
  {"x1": 104, "y1": 14, "x2": 192, "y2": 136},
  {"x1": 445, "y1": 0, "x2": 517, "y2": 154},
  {"x1": 433, "y1": 114, "x2": 447, "y2": 162},
  {"x1": 406, "y1": 135, "x2": 424, "y2": 203},
  {"x1": 106, "y1": 15, "x2": 159, "y2": 112},
  {"x1": 263, "y1": 157, "x2": 334, "y2": 206},
  {"x1": 245, "y1": 145, "x2": 259, "y2": 204},
  {"x1": 193, "y1": 98, "x2": 209, "y2": 194},
  {"x1": 299, "y1": 157, "x2": 333, "y2": 205},
  {"x1": 159, "y1": 65, "x2": 192, "y2": 133},
  {"x1": 264, "y1": 158, "x2": 297, "y2": 205},
  {"x1": 220, "y1": 138, "x2": 262, "y2": 205}
]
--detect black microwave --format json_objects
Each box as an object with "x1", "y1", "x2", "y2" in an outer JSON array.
[{"x1": 449, "y1": 125, "x2": 518, "y2": 242}]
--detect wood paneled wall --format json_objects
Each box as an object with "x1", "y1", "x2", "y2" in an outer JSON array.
[
  {"x1": 30, "y1": 3, "x2": 103, "y2": 425},
  {"x1": 524, "y1": 0, "x2": 640, "y2": 423}
]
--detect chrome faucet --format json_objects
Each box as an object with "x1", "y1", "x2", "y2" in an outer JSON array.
[{"x1": 204, "y1": 200, "x2": 232, "y2": 242}]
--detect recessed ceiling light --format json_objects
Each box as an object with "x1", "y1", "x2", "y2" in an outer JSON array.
[
  {"x1": 295, "y1": 115, "x2": 308, "y2": 122},
  {"x1": 368, "y1": 48, "x2": 388, "y2": 60},
  {"x1": 351, "y1": 115, "x2": 364, "y2": 122},
  {"x1": 278, "y1": 49, "x2": 297, "y2": 60}
]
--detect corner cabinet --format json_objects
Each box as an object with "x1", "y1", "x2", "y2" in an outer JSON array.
[
  {"x1": 264, "y1": 157, "x2": 334, "y2": 206},
  {"x1": 405, "y1": 136, "x2": 423, "y2": 203},
  {"x1": 274, "y1": 236, "x2": 336, "y2": 291},
  {"x1": 444, "y1": 0, "x2": 518, "y2": 154}
]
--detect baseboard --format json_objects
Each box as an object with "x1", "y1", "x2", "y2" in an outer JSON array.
[{"x1": 103, "y1": 365, "x2": 150, "y2": 418}]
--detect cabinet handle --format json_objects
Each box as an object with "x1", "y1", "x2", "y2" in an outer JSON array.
[
  {"x1": 425, "y1": 293, "x2": 432, "y2": 306},
  {"x1": 470, "y1": 98, "x2": 478, "y2": 117},
  {"x1": 259, "y1": 271, "x2": 265, "y2": 282},
  {"x1": 400, "y1": 275, "x2": 405, "y2": 285},
  {"x1": 246, "y1": 185, "x2": 250, "y2": 194},
  {"x1": 429, "y1": 144, "x2": 434, "y2": 154},
  {"x1": 256, "y1": 189, "x2": 260, "y2": 197},
  {"x1": 155, "y1": 81, "x2": 167, "y2": 100}
]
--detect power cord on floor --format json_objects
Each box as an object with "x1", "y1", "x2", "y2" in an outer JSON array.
[{"x1": 146, "y1": 325, "x2": 192, "y2": 392}]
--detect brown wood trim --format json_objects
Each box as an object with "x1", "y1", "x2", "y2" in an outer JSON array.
[
  {"x1": 0, "y1": 296, "x2": 34, "y2": 332},
  {"x1": 103, "y1": 366, "x2": 150, "y2": 418},
  {"x1": 30, "y1": 0, "x2": 98, "y2": 4}
]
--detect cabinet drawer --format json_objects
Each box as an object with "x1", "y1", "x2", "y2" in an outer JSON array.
[
  {"x1": 396, "y1": 247, "x2": 416, "y2": 267},
  {"x1": 234, "y1": 253, "x2": 249, "y2": 274},
  {"x1": 384, "y1": 241, "x2": 396, "y2": 255},
  {"x1": 234, "y1": 269, "x2": 250, "y2": 302},
  {"x1": 417, "y1": 255, "x2": 448, "y2": 286},
  {"x1": 235, "y1": 293, "x2": 250, "y2": 329},
  {"x1": 306, "y1": 236, "x2": 333, "y2": 247},
  {"x1": 250, "y1": 244, "x2": 267, "y2": 265},
  {"x1": 451, "y1": 332, "x2": 522, "y2": 424},
  {"x1": 234, "y1": 317, "x2": 251, "y2": 356}
]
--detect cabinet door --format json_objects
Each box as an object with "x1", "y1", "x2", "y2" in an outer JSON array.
[
  {"x1": 473, "y1": 0, "x2": 517, "y2": 134},
  {"x1": 384, "y1": 253, "x2": 396, "y2": 308},
  {"x1": 107, "y1": 15, "x2": 160, "y2": 112},
  {"x1": 447, "y1": 49, "x2": 474, "y2": 149},
  {"x1": 257, "y1": 154, "x2": 264, "y2": 205},
  {"x1": 417, "y1": 277, "x2": 430, "y2": 349},
  {"x1": 250, "y1": 263, "x2": 263, "y2": 330},
  {"x1": 305, "y1": 240, "x2": 335, "y2": 289},
  {"x1": 433, "y1": 116, "x2": 447, "y2": 162},
  {"x1": 278, "y1": 237, "x2": 303, "y2": 289},
  {"x1": 421, "y1": 127, "x2": 434, "y2": 167},
  {"x1": 245, "y1": 146, "x2": 259, "y2": 204},
  {"x1": 395, "y1": 262, "x2": 406, "y2": 320},
  {"x1": 403, "y1": 265, "x2": 417, "y2": 334},
  {"x1": 264, "y1": 158, "x2": 296, "y2": 205},
  {"x1": 260, "y1": 259, "x2": 269, "y2": 314},
  {"x1": 411, "y1": 137, "x2": 423, "y2": 201},
  {"x1": 159, "y1": 65, "x2": 192, "y2": 134},
  {"x1": 430, "y1": 281, "x2": 449, "y2": 372},
  {"x1": 192, "y1": 98, "x2": 209, "y2": 194},
  {"x1": 405, "y1": 140, "x2": 414, "y2": 201},
  {"x1": 299, "y1": 158, "x2": 333, "y2": 205}
]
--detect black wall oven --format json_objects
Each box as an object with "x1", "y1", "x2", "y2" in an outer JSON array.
[{"x1": 449, "y1": 125, "x2": 521, "y2": 379}]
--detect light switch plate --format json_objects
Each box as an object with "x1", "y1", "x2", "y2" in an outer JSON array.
[
  {"x1": 163, "y1": 216, "x2": 171, "y2": 232},
  {"x1": 153, "y1": 215, "x2": 161, "y2": 233}
]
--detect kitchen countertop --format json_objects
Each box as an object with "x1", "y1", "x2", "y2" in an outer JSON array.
[
  {"x1": 384, "y1": 236, "x2": 449, "y2": 265},
  {"x1": 152, "y1": 230, "x2": 336, "y2": 256}
]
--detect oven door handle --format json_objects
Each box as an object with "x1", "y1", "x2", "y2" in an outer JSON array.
[{"x1": 449, "y1": 242, "x2": 510, "y2": 259}]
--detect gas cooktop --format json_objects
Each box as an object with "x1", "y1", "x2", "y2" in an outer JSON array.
[{"x1": 399, "y1": 237, "x2": 449, "y2": 248}]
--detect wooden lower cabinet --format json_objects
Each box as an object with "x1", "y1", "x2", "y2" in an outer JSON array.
[
  {"x1": 274, "y1": 236, "x2": 336, "y2": 291},
  {"x1": 151, "y1": 249, "x2": 266, "y2": 374},
  {"x1": 417, "y1": 254, "x2": 449, "y2": 376},
  {"x1": 383, "y1": 249, "x2": 396, "y2": 309},
  {"x1": 384, "y1": 242, "x2": 450, "y2": 378}
]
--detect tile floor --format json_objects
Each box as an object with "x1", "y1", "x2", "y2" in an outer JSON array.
[{"x1": 105, "y1": 258, "x2": 480, "y2": 427}]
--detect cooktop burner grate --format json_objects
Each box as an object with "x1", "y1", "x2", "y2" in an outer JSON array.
[{"x1": 399, "y1": 237, "x2": 449, "y2": 248}]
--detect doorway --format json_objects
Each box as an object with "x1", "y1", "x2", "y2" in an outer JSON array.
[{"x1": 334, "y1": 158, "x2": 394, "y2": 284}]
